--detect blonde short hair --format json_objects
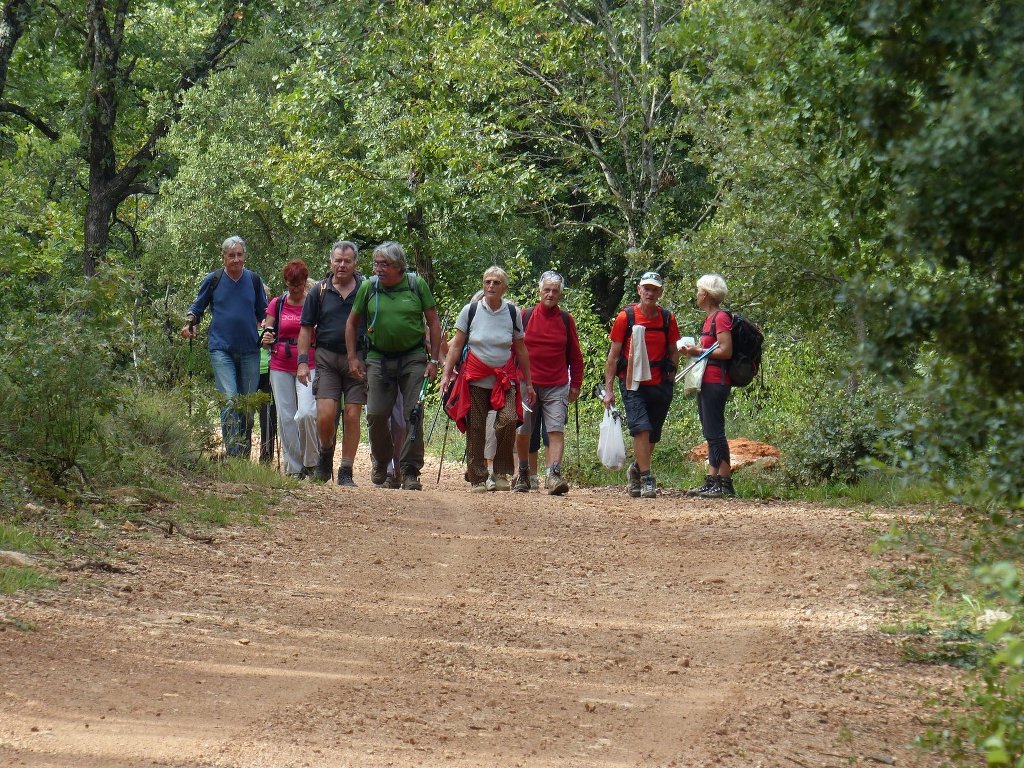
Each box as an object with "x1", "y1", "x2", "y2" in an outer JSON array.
[
  {"x1": 696, "y1": 273, "x2": 728, "y2": 303},
  {"x1": 482, "y1": 266, "x2": 508, "y2": 287}
]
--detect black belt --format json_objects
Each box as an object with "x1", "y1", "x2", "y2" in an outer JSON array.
[
  {"x1": 317, "y1": 342, "x2": 347, "y2": 354},
  {"x1": 369, "y1": 340, "x2": 424, "y2": 358}
]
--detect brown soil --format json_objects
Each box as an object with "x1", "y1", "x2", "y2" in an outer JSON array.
[
  {"x1": 686, "y1": 438, "x2": 781, "y2": 470},
  {"x1": 0, "y1": 450, "x2": 959, "y2": 767}
]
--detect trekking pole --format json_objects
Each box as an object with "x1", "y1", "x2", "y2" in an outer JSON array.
[
  {"x1": 426, "y1": 311, "x2": 454, "y2": 442},
  {"x1": 574, "y1": 398, "x2": 581, "y2": 475},
  {"x1": 436, "y1": 414, "x2": 450, "y2": 485},
  {"x1": 407, "y1": 377, "x2": 430, "y2": 444},
  {"x1": 674, "y1": 342, "x2": 719, "y2": 383},
  {"x1": 426, "y1": 392, "x2": 445, "y2": 443},
  {"x1": 187, "y1": 321, "x2": 196, "y2": 417}
]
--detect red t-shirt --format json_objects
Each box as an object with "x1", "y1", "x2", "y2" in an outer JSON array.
[
  {"x1": 522, "y1": 303, "x2": 585, "y2": 389},
  {"x1": 266, "y1": 297, "x2": 315, "y2": 374},
  {"x1": 609, "y1": 304, "x2": 680, "y2": 386},
  {"x1": 701, "y1": 310, "x2": 732, "y2": 385}
]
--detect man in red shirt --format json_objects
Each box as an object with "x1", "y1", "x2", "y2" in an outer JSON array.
[
  {"x1": 602, "y1": 271, "x2": 680, "y2": 498},
  {"x1": 512, "y1": 271, "x2": 585, "y2": 495}
]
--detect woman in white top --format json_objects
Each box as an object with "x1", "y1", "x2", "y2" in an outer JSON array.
[{"x1": 440, "y1": 267, "x2": 535, "y2": 491}]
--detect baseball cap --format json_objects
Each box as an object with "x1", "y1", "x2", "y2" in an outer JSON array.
[{"x1": 638, "y1": 271, "x2": 663, "y2": 288}]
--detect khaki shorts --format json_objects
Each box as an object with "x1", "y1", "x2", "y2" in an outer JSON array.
[
  {"x1": 517, "y1": 383, "x2": 569, "y2": 436},
  {"x1": 313, "y1": 348, "x2": 368, "y2": 405}
]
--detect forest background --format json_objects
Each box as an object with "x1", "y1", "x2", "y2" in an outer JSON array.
[{"x1": 1, "y1": 0, "x2": 1022, "y2": 764}]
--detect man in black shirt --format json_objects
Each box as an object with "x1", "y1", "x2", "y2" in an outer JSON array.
[{"x1": 296, "y1": 241, "x2": 367, "y2": 485}]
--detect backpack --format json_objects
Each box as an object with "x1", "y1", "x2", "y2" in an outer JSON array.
[
  {"x1": 367, "y1": 272, "x2": 426, "y2": 333},
  {"x1": 442, "y1": 299, "x2": 519, "y2": 421},
  {"x1": 616, "y1": 304, "x2": 673, "y2": 373},
  {"x1": 524, "y1": 305, "x2": 573, "y2": 364},
  {"x1": 710, "y1": 310, "x2": 763, "y2": 387},
  {"x1": 465, "y1": 299, "x2": 519, "y2": 347},
  {"x1": 207, "y1": 267, "x2": 263, "y2": 315},
  {"x1": 366, "y1": 272, "x2": 429, "y2": 356}
]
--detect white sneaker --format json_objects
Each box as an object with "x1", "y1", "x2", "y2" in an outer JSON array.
[{"x1": 485, "y1": 475, "x2": 497, "y2": 492}]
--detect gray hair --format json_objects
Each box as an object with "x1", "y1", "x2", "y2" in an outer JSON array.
[
  {"x1": 372, "y1": 241, "x2": 408, "y2": 273},
  {"x1": 696, "y1": 273, "x2": 729, "y2": 303},
  {"x1": 482, "y1": 265, "x2": 508, "y2": 287},
  {"x1": 222, "y1": 235, "x2": 246, "y2": 254},
  {"x1": 331, "y1": 240, "x2": 358, "y2": 258},
  {"x1": 538, "y1": 270, "x2": 565, "y2": 290}
]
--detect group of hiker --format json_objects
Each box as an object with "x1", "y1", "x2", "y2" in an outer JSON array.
[{"x1": 182, "y1": 235, "x2": 741, "y2": 499}]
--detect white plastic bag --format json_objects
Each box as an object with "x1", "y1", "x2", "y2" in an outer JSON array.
[
  {"x1": 682, "y1": 357, "x2": 709, "y2": 396},
  {"x1": 294, "y1": 373, "x2": 317, "y2": 423},
  {"x1": 598, "y1": 407, "x2": 626, "y2": 469}
]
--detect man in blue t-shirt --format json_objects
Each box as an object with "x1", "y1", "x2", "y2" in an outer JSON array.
[{"x1": 181, "y1": 235, "x2": 268, "y2": 459}]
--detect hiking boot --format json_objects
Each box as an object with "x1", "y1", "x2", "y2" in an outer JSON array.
[
  {"x1": 384, "y1": 473, "x2": 401, "y2": 489},
  {"x1": 313, "y1": 451, "x2": 333, "y2": 483},
  {"x1": 401, "y1": 473, "x2": 422, "y2": 491},
  {"x1": 546, "y1": 471, "x2": 569, "y2": 496},
  {"x1": 700, "y1": 476, "x2": 735, "y2": 499},
  {"x1": 370, "y1": 457, "x2": 388, "y2": 486},
  {"x1": 493, "y1": 474, "x2": 511, "y2": 492},
  {"x1": 685, "y1": 475, "x2": 716, "y2": 497},
  {"x1": 485, "y1": 475, "x2": 497, "y2": 492},
  {"x1": 627, "y1": 462, "x2": 642, "y2": 498},
  {"x1": 337, "y1": 465, "x2": 356, "y2": 487},
  {"x1": 640, "y1": 473, "x2": 657, "y2": 499},
  {"x1": 512, "y1": 473, "x2": 531, "y2": 493},
  {"x1": 470, "y1": 482, "x2": 489, "y2": 493},
  {"x1": 530, "y1": 474, "x2": 540, "y2": 491}
]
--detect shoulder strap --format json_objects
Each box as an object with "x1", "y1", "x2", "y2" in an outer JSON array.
[
  {"x1": 523, "y1": 306, "x2": 534, "y2": 330},
  {"x1": 274, "y1": 292, "x2": 288, "y2": 330},
  {"x1": 209, "y1": 267, "x2": 225, "y2": 292},
  {"x1": 250, "y1": 270, "x2": 260, "y2": 296},
  {"x1": 507, "y1": 302, "x2": 517, "y2": 328}
]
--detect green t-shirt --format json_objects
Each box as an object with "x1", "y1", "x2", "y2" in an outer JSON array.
[{"x1": 352, "y1": 273, "x2": 435, "y2": 358}]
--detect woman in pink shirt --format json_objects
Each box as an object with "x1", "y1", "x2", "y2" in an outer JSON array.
[{"x1": 263, "y1": 260, "x2": 320, "y2": 477}]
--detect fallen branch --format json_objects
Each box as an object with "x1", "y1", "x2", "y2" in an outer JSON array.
[
  {"x1": 66, "y1": 559, "x2": 130, "y2": 573},
  {"x1": 136, "y1": 517, "x2": 216, "y2": 544}
]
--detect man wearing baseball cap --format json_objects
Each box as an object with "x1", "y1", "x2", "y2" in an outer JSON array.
[{"x1": 602, "y1": 271, "x2": 681, "y2": 498}]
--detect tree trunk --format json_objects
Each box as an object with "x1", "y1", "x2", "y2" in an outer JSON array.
[
  {"x1": 84, "y1": 191, "x2": 118, "y2": 277},
  {"x1": 79, "y1": 0, "x2": 253, "y2": 276},
  {"x1": 405, "y1": 165, "x2": 434, "y2": 285},
  {"x1": 0, "y1": 0, "x2": 33, "y2": 99}
]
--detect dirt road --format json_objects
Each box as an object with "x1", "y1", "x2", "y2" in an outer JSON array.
[{"x1": 0, "y1": 455, "x2": 956, "y2": 767}]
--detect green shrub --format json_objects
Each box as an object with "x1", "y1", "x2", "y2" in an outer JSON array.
[{"x1": 782, "y1": 394, "x2": 884, "y2": 485}]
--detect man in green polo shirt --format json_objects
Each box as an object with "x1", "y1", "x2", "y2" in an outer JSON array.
[{"x1": 346, "y1": 241, "x2": 442, "y2": 490}]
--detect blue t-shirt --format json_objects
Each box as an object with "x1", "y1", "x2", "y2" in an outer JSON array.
[{"x1": 188, "y1": 268, "x2": 268, "y2": 353}]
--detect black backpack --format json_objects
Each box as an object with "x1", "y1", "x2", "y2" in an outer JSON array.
[
  {"x1": 616, "y1": 304, "x2": 674, "y2": 373},
  {"x1": 711, "y1": 310, "x2": 763, "y2": 387}
]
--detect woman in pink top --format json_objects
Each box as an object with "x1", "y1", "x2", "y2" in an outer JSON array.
[
  {"x1": 679, "y1": 273, "x2": 735, "y2": 498},
  {"x1": 263, "y1": 260, "x2": 320, "y2": 477}
]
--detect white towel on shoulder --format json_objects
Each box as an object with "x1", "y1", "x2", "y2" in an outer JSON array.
[{"x1": 626, "y1": 324, "x2": 652, "y2": 391}]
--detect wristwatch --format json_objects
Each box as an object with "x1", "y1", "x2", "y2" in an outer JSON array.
[
  {"x1": 428, "y1": 358, "x2": 440, "y2": 365},
  {"x1": 297, "y1": 354, "x2": 309, "y2": 365}
]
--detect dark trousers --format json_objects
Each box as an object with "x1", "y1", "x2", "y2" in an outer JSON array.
[
  {"x1": 257, "y1": 371, "x2": 277, "y2": 464},
  {"x1": 697, "y1": 383, "x2": 731, "y2": 469}
]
